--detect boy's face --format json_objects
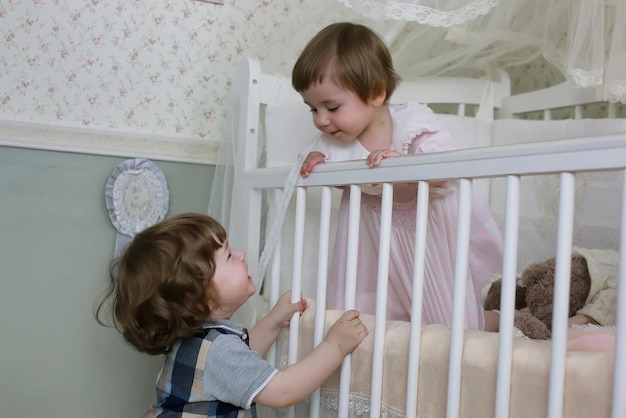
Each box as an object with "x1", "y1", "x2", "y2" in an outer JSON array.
[
  {"x1": 210, "y1": 241, "x2": 256, "y2": 319},
  {"x1": 301, "y1": 76, "x2": 381, "y2": 143}
]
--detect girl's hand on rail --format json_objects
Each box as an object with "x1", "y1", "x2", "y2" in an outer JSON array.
[
  {"x1": 266, "y1": 291, "x2": 307, "y2": 329},
  {"x1": 366, "y1": 149, "x2": 401, "y2": 168},
  {"x1": 300, "y1": 151, "x2": 326, "y2": 178},
  {"x1": 325, "y1": 310, "x2": 368, "y2": 355}
]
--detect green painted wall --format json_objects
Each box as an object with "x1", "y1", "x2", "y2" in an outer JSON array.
[{"x1": 0, "y1": 146, "x2": 214, "y2": 418}]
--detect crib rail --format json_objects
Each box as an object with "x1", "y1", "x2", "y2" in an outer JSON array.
[
  {"x1": 243, "y1": 134, "x2": 626, "y2": 418},
  {"x1": 247, "y1": 134, "x2": 626, "y2": 190},
  {"x1": 500, "y1": 81, "x2": 621, "y2": 120}
]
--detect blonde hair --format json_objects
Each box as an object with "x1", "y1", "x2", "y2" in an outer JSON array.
[
  {"x1": 95, "y1": 213, "x2": 227, "y2": 355},
  {"x1": 292, "y1": 22, "x2": 400, "y2": 103}
]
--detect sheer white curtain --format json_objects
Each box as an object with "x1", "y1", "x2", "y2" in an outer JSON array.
[
  {"x1": 234, "y1": 0, "x2": 626, "y2": 102},
  {"x1": 376, "y1": 0, "x2": 625, "y2": 102}
]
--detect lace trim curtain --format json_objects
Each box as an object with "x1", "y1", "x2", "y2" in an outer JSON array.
[{"x1": 339, "y1": 0, "x2": 497, "y2": 26}]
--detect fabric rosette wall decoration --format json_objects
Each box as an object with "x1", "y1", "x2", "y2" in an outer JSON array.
[{"x1": 105, "y1": 158, "x2": 170, "y2": 257}]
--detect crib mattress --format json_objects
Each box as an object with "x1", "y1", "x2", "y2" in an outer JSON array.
[{"x1": 296, "y1": 306, "x2": 614, "y2": 418}]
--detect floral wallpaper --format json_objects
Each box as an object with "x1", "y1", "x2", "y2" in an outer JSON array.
[{"x1": 0, "y1": 0, "x2": 311, "y2": 159}]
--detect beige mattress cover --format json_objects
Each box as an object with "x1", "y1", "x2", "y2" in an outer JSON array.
[{"x1": 296, "y1": 306, "x2": 614, "y2": 418}]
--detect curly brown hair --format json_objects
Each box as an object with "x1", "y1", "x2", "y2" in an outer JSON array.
[
  {"x1": 292, "y1": 22, "x2": 400, "y2": 103},
  {"x1": 95, "y1": 213, "x2": 227, "y2": 355}
]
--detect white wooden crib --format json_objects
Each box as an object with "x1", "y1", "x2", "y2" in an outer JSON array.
[{"x1": 227, "y1": 56, "x2": 626, "y2": 418}]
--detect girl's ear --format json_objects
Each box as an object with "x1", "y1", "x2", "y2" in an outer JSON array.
[{"x1": 369, "y1": 82, "x2": 387, "y2": 106}]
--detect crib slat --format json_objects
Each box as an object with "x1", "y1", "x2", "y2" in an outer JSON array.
[
  {"x1": 344, "y1": 185, "x2": 362, "y2": 309},
  {"x1": 262, "y1": 191, "x2": 284, "y2": 418},
  {"x1": 446, "y1": 178, "x2": 473, "y2": 418},
  {"x1": 313, "y1": 186, "x2": 333, "y2": 340},
  {"x1": 309, "y1": 186, "x2": 333, "y2": 418},
  {"x1": 370, "y1": 183, "x2": 394, "y2": 418},
  {"x1": 338, "y1": 185, "x2": 362, "y2": 418},
  {"x1": 494, "y1": 175, "x2": 521, "y2": 418},
  {"x1": 405, "y1": 181, "x2": 430, "y2": 418},
  {"x1": 547, "y1": 172, "x2": 575, "y2": 418},
  {"x1": 287, "y1": 187, "x2": 307, "y2": 418},
  {"x1": 574, "y1": 105, "x2": 583, "y2": 120},
  {"x1": 611, "y1": 170, "x2": 626, "y2": 418},
  {"x1": 267, "y1": 191, "x2": 283, "y2": 369}
]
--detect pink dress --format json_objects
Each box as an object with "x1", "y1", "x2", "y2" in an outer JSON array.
[{"x1": 320, "y1": 102, "x2": 503, "y2": 330}]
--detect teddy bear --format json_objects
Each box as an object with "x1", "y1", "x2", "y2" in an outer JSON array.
[{"x1": 483, "y1": 254, "x2": 594, "y2": 339}]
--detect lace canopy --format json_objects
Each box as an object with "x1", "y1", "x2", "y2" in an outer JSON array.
[{"x1": 382, "y1": 0, "x2": 626, "y2": 102}]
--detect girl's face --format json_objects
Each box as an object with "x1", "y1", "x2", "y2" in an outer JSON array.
[
  {"x1": 301, "y1": 76, "x2": 385, "y2": 143},
  {"x1": 210, "y1": 241, "x2": 256, "y2": 319}
]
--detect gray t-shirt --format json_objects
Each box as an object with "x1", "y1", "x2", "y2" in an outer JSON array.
[
  {"x1": 202, "y1": 320, "x2": 278, "y2": 409},
  {"x1": 146, "y1": 319, "x2": 278, "y2": 418}
]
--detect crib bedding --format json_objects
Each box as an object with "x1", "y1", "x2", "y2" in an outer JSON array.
[
  {"x1": 231, "y1": 56, "x2": 626, "y2": 418},
  {"x1": 296, "y1": 305, "x2": 614, "y2": 418}
]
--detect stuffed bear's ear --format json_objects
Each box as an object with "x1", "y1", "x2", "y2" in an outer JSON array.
[
  {"x1": 483, "y1": 278, "x2": 528, "y2": 311},
  {"x1": 520, "y1": 257, "x2": 556, "y2": 288},
  {"x1": 483, "y1": 279, "x2": 502, "y2": 311}
]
